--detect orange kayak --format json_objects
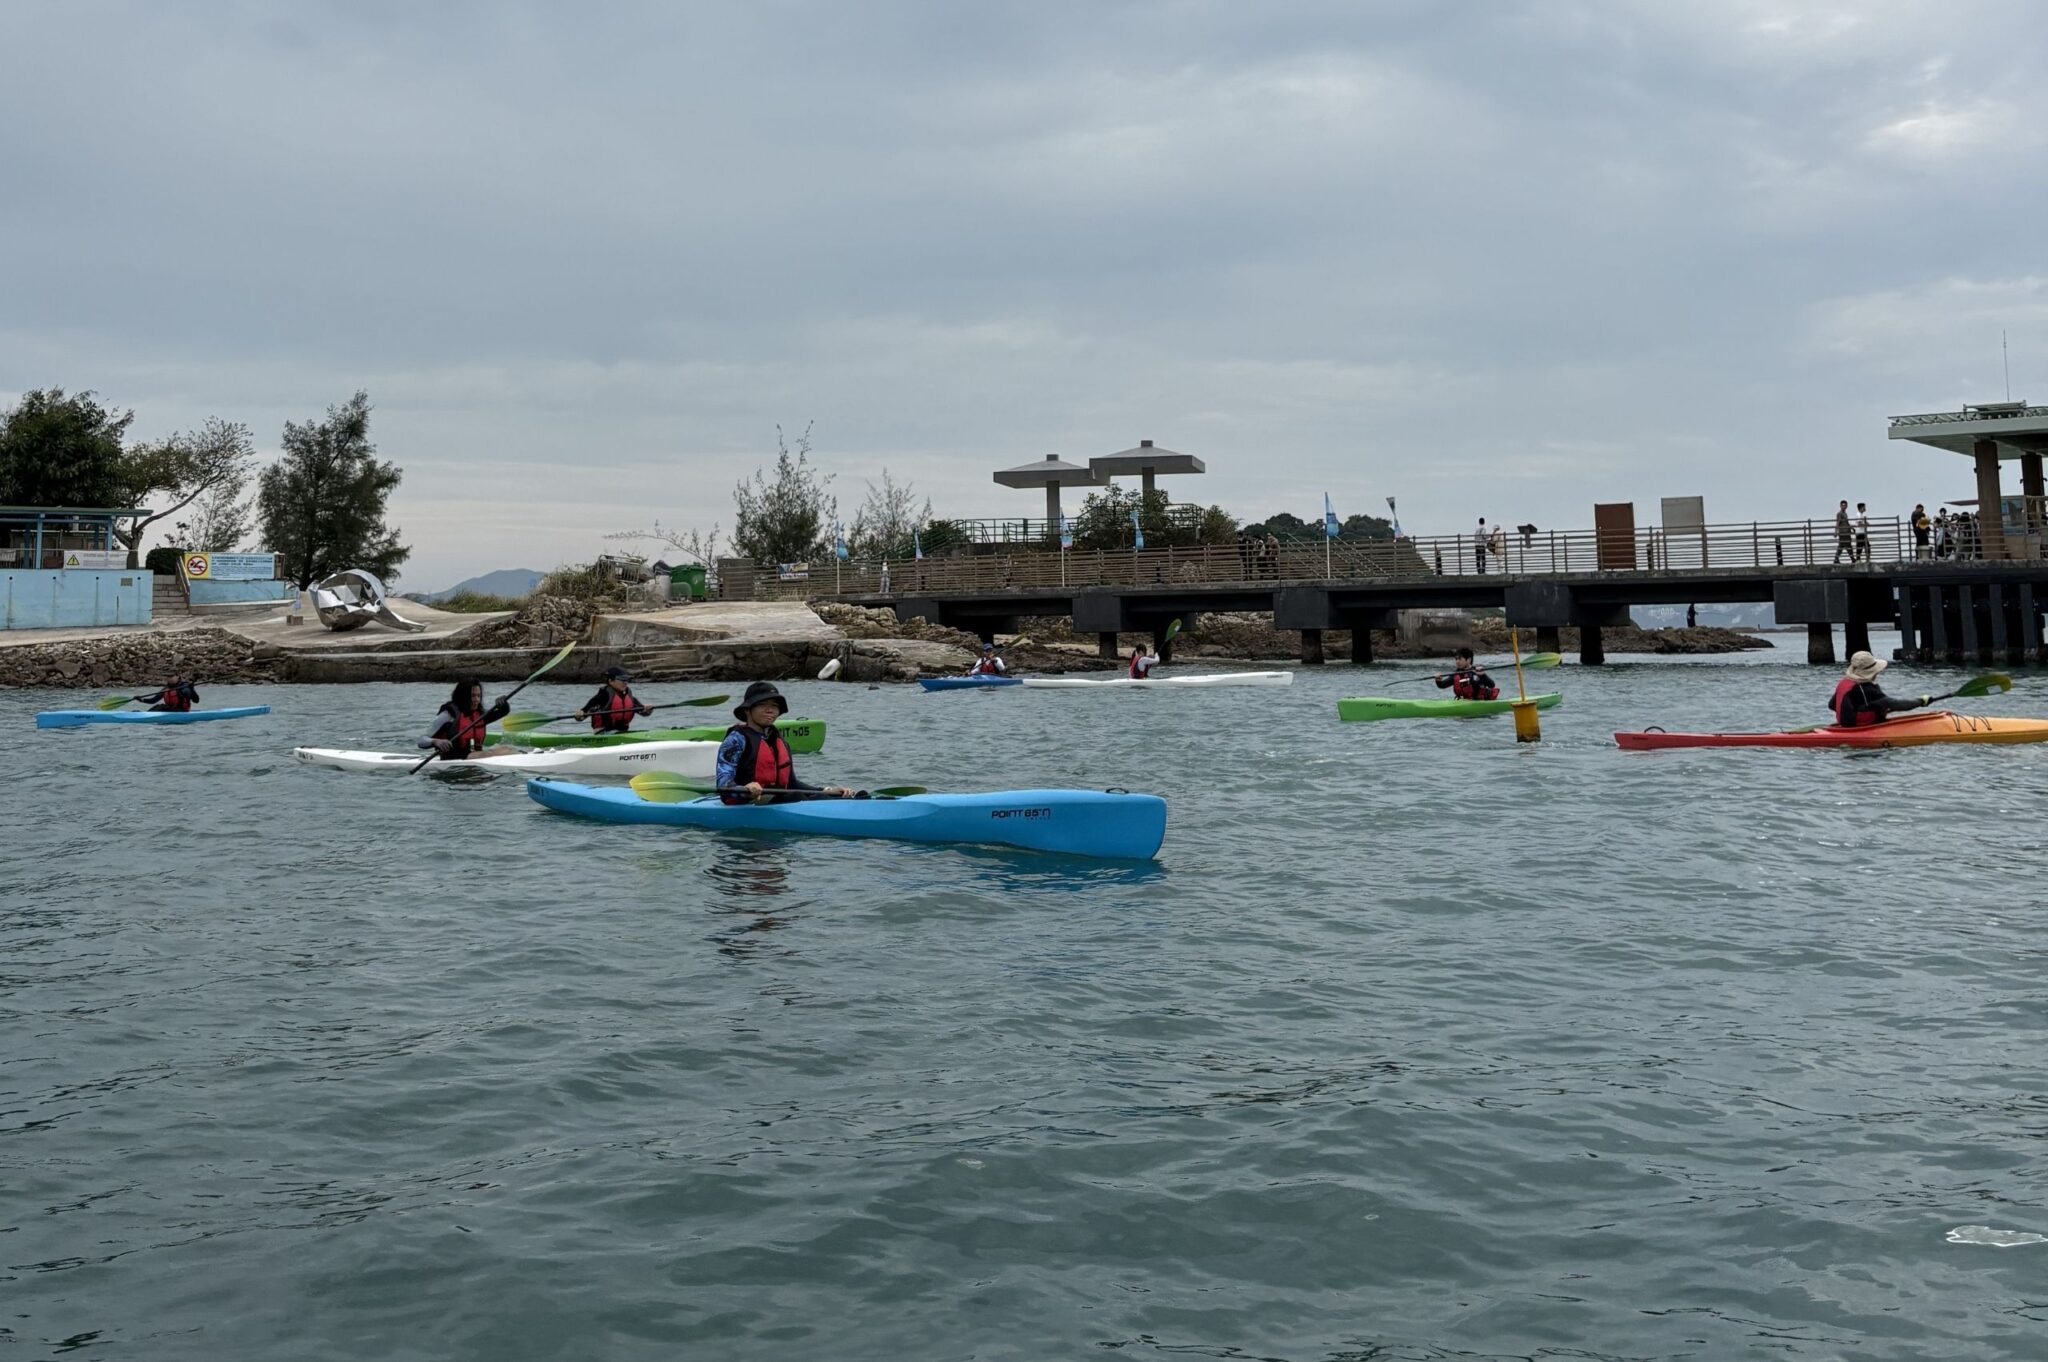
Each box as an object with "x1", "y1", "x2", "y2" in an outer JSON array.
[{"x1": 1615, "y1": 711, "x2": 2048, "y2": 751}]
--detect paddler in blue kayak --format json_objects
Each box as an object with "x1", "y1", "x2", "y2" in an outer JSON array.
[
  {"x1": 573, "y1": 665, "x2": 653, "y2": 733},
  {"x1": 718, "y1": 681, "x2": 851, "y2": 804},
  {"x1": 144, "y1": 673, "x2": 200, "y2": 712},
  {"x1": 419, "y1": 677, "x2": 512, "y2": 761},
  {"x1": 1830, "y1": 651, "x2": 1932, "y2": 728},
  {"x1": 1432, "y1": 647, "x2": 1499, "y2": 701},
  {"x1": 965, "y1": 643, "x2": 1008, "y2": 677}
]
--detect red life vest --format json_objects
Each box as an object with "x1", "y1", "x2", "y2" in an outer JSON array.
[
  {"x1": 722, "y1": 725, "x2": 794, "y2": 803},
  {"x1": 443, "y1": 703, "x2": 492, "y2": 757},
  {"x1": 970, "y1": 658, "x2": 1001, "y2": 676},
  {"x1": 1451, "y1": 670, "x2": 1498, "y2": 701},
  {"x1": 591, "y1": 689, "x2": 639, "y2": 732},
  {"x1": 1830, "y1": 677, "x2": 1875, "y2": 727},
  {"x1": 1129, "y1": 652, "x2": 1155, "y2": 679},
  {"x1": 158, "y1": 684, "x2": 194, "y2": 712}
]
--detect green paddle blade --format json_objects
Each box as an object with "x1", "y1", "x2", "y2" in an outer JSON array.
[
  {"x1": 674, "y1": 693, "x2": 729, "y2": 707},
  {"x1": 97, "y1": 694, "x2": 141, "y2": 710},
  {"x1": 1953, "y1": 673, "x2": 2013, "y2": 698},
  {"x1": 498, "y1": 711, "x2": 557, "y2": 733},
  {"x1": 630, "y1": 772, "x2": 709, "y2": 802},
  {"x1": 1164, "y1": 618, "x2": 1183, "y2": 643},
  {"x1": 1517, "y1": 652, "x2": 1563, "y2": 670}
]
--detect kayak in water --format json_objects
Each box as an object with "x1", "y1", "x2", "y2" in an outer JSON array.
[
  {"x1": 494, "y1": 717, "x2": 827, "y2": 753},
  {"x1": 294, "y1": 740, "x2": 719, "y2": 778},
  {"x1": 1615, "y1": 712, "x2": 2048, "y2": 751},
  {"x1": 527, "y1": 779, "x2": 1168, "y2": 859},
  {"x1": 919, "y1": 676, "x2": 1022, "y2": 691},
  {"x1": 37, "y1": 705, "x2": 271, "y2": 729},
  {"x1": 1338, "y1": 693, "x2": 1562, "y2": 722},
  {"x1": 1021, "y1": 672, "x2": 1293, "y2": 689}
]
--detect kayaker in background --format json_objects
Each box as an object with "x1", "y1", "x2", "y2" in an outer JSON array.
[
  {"x1": 574, "y1": 665, "x2": 653, "y2": 733},
  {"x1": 1831, "y1": 652, "x2": 1932, "y2": 729},
  {"x1": 719, "y1": 681, "x2": 850, "y2": 804},
  {"x1": 144, "y1": 673, "x2": 199, "y2": 713},
  {"x1": 1128, "y1": 644, "x2": 1160, "y2": 680},
  {"x1": 420, "y1": 677, "x2": 512, "y2": 761},
  {"x1": 966, "y1": 644, "x2": 1007, "y2": 677},
  {"x1": 1432, "y1": 648, "x2": 1499, "y2": 701}
]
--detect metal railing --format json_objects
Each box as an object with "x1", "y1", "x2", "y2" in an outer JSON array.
[
  {"x1": 1889, "y1": 405, "x2": 2048, "y2": 427},
  {"x1": 734, "y1": 516, "x2": 1954, "y2": 599}
]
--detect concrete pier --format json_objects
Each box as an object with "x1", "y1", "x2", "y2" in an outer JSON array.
[
  {"x1": 1807, "y1": 623, "x2": 1835, "y2": 665},
  {"x1": 1580, "y1": 625, "x2": 1604, "y2": 666},
  {"x1": 1300, "y1": 628, "x2": 1325, "y2": 665}
]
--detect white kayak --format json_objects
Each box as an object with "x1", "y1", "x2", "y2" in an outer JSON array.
[
  {"x1": 293, "y1": 740, "x2": 718, "y2": 778},
  {"x1": 1020, "y1": 671, "x2": 1294, "y2": 689}
]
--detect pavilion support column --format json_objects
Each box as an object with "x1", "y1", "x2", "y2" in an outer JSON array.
[
  {"x1": 1975, "y1": 439, "x2": 2007, "y2": 560},
  {"x1": 1097, "y1": 631, "x2": 1119, "y2": 660},
  {"x1": 1045, "y1": 485, "x2": 1062, "y2": 526},
  {"x1": 1300, "y1": 628, "x2": 1325, "y2": 665},
  {"x1": 1579, "y1": 625, "x2": 1605, "y2": 666},
  {"x1": 1806, "y1": 622, "x2": 1835, "y2": 666},
  {"x1": 2024, "y1": 452, "x2": 2046, "y2": 532}
]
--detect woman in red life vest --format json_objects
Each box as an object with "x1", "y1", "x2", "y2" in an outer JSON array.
[
  {"x1": 1830, "y1": 651, "x2": 1931, "y2": 728},
  {"x1": 419, "y1": 677, "x2": 512, "y2": 761},
  {"x1": 966, "y1": 643, "x2": 1007, "y2": 677},
  {"x1": 1432, "y1": 647, "x2": 1499, "y2": 701},
  {"x1": 146, "y1": 673, "x2": 200, "y2": 712},
  {"x1": 574, "y1": 665, "x2": 653, "y2": 733},
  {"x1": 716, "y1": 681, "x2": 851, "y2": 804}
]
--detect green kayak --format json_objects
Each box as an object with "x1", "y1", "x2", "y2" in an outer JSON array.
[
  {"x1": 1337, "y1": 693, "x2": 1562, "y2": 723},
  {"x1": 493, "y1": 717, "x2": 827, "y2": 753}
]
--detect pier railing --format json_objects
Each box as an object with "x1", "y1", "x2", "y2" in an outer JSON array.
[{"x1": 741, "y1": 516, "x2": 1916, "y2": 599}]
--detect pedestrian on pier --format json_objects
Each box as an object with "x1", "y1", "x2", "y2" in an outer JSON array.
[
  {"x1": 1933, "y1": 509, "x2": 1953, "y2": 560},
  {"x1": 1854, "y1": 503, "x2": 1871, "y2": 562},
  {"x1": 1686, "y1": 604, "x2": 1697, "y2": 629},
  {"x1": 1236, "y1": 530, "x2": 1253, "y2": 580},
  {"x1": 1832, "y1": 501, "x2": 1853, "y2": 564},
  {"x1": 1911, "y1": 504, "x2": 1931, "y2": 561},
  {"x1": 1473, "y1": 518, "x2": 1489, "y2": 575},
  {"x1": 1262, "y1": 531, "x2": 1280, "y2": 579}
]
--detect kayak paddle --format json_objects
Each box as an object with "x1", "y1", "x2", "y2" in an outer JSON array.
[
  {"x1": 628, "y1": 772, "x2": 926, "y2": 803},
  {"x1": 498, "y1": 694, "x2": 731, "y2": 733},
  {"x1": 1390, "y1": 652, "x2": 1562, "y2": 685},
  {"x1": 410, "y1": 641, "x2": 577, "y2": 773},
  {"x1": 96, "y1": 692, "x2": 159, "y2": 710}
]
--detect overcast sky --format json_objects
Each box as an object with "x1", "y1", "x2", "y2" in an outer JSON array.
[{"x1": 4, "y1": 0, "x2": 2044, "y2": 589}]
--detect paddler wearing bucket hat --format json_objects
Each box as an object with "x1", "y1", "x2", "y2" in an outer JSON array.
[
  {"x1": 716, "y1": 681, "x2": 851, "y2": 804},
  {"x1": 1830, "y1": 651, "x2": 1932, "y2": 729}
]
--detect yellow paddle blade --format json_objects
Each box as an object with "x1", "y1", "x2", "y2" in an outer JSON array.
[
  {"x1": 1519, "y1": 652, "x2": 1563, "y2": 670},
  {"x1": 97, "y1": 694, "x2": 141, "y2": 710},
  {"x1": 498, "y1": 711, "x2": 557, "y2": 732},
  {"x1": 630, "y1": 772, "x2": 713, "y2": 803}
]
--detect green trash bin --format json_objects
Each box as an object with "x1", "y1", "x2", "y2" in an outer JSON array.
[{"x1": 670, "y1": 564, "x2": 708, "y2": 601}]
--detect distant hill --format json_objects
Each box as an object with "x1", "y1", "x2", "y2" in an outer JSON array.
[{"x1": 414, "y1": 568, "x2": 544, "y2": 603}]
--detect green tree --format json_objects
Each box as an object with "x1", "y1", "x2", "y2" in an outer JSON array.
[
  {"x1": 1071, "y1": 487, "x2": 1236, "y2": 550},
  {"x1": 255, "y1": 391, "x2": 409, "y2": 589},
  {"x1": 1338, "y1": 512, "x2": 1394, "y2": 540},
  {"x1": 0, "y1": 388, "x2": 132, "y2": 507},
  {"x1": 113, "y1": 417, "x2": 257, "y2": 564},
  {"x1": 732, "y1": 424, "x2": 836, "y2": 564},
  {"x1": 848, "y1": 467, "x2": 932, "y2": 559}
]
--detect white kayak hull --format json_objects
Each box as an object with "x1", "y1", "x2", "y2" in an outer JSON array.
[
  {"x1": 293, "y1": 740, "x2": 719, "y2": 778},
  {"x1": 1020, "y1": 671, "x2": 1294, "y2": 689}
]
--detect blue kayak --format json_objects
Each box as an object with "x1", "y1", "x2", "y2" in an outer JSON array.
[
  {"x1": 918, "y1": 675, "x2": 1022, "y2": 691},
  {"x1": 527, "y1": 779, "x2": 1167, "y2": 860},
  {"x1": 36, "y1": 705, "x2": 272, "y2": 729}
]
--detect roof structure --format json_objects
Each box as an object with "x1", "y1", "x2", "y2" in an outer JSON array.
[
  {"x1": 1887, "y1": 403, "x2": 2048, "y2": 456},
  {"x1": 993, "y1": 454, "x2": 1106, "y2": 522}
]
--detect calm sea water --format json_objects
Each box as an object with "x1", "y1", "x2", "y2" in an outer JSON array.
[{"x1": 7, "y1": 637, "x2": 2048, "y2": 1361}]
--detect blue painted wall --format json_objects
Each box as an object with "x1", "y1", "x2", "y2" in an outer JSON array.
[
  {"x1": 188, "y1": 578, "x2": 290, "y2": 605},
  {"x1": 0, "y1": 570, "x2": 154, "y2": 629}
]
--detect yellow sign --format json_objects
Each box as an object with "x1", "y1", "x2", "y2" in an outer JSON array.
[{"x1": 184, "y1": 553, "x2": 212, "y2": 580}]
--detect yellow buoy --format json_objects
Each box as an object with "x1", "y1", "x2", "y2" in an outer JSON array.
[{"x1": 1509, "y1": 628, "x2": 1541, "y2": 743}]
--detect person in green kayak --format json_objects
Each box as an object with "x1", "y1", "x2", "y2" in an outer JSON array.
[
  {"x1": 1830, "y1": 651, "x2": 1933, "y2": 728},
  {"x1": 144, "y1": 672, "x2": 200, "y2": 712},
  {"x1": 574, "y1": 665, "x2": 654, "y2": 733},
  {"x1": 1432, "y1": 647, "x2": 1499, "y2": 701},
  {"x1": 717, "y1": 681, "x2": 851, "y2": 804},
  {"x1": 420, "y1": 676, "x2": 512, "y2": 760}
]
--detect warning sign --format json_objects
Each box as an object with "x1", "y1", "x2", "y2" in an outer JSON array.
[{"x1": 184, "y1": 553, "x2": 212, "y2": 579}]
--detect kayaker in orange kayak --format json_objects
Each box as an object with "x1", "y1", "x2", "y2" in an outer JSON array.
[
  {"x1": 1432, "y1": 648, "x2": 1499, "y2": 701},
  {"x1": 1831, "y1": 652, "x2": 1932, "y2": 728}
]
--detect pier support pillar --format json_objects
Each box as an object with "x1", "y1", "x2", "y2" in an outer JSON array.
[
  {"x1": 1806, "y1": 622, "x2": 1835, "y2": 665},
  {"x1": 1300, "y1": 628, "x2": 1325, "y2": 665},
  {"x1": 1975, "y1": 439, "x2": 2007, "y2": 560},
  {"x1": 1989, "y1": 584, "x2": 2012, "y2": 663},
  {"x1": 2025, "y1": 453, "x2": 2045, "y2": 530},
  {"x1": 1895, "y1": 586, "x2": 1917, "y2": 661},
  {"x1": 1927, "y1": 586, "x2": 1951, "y2": 662},
  {"x1": 1097, "y1": 631, "x2": 1119, "y2": 660},
  {"x1": 1579, "y1": 625, "x2": 1605, "y2": 666},
  {"x1": 2024, "y1": 585, "x2": 2042, "y2": 665},
  {"x1": 1536, "y1": 626, "x2": 1561, "y2": 654},
  {"x1": 1844, "y1": 617, "x2": 1871, "y2": 658},
  {"x1": 1959, "y1": 585, "x2": 1982, "y2": 662},
  {"x1": 1350, "y1": 628, "x2": 1374, "y2": 665}
]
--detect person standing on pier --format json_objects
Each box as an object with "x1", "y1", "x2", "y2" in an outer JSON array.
[
  {"x1": 1686, "y1": 604, "x2": 1697, "y2": 629},
  {"x1": 1911, "y1": 504, "x2": 1931, "y2": 561},
  {"x1": 1473, "y1": 518, "x2": 1490, "y2": 575},
  {"x1": 1854, "y1": 503, "x2": 1871, "y2": 562},
  {"x1": 1831, "y1": 652, "x2": 1931, "y2": 729},
  {"x1": 1832, "y1": 500, "x2": 1853, "y2": 563}
]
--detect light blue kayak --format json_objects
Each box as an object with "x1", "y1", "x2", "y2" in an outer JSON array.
[
  {"x1": 36, "y1": 705, "x2": 272, "y2": 729},
  {"x1": 527, "y1": 779, "x2": 1167, "y2": 859},
  {"x1": 918, "y1": 675, "x2": 1022, "y2": 691}
]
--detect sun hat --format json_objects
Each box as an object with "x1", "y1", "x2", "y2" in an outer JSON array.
[
  {"x1": 734, "y1": 680, "x2": 789, "y2": 720},
  {"x1": 1844, "y1": 651, "x2": 1887, "y2": 682}
]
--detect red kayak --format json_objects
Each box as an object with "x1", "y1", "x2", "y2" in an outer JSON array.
[{"x1": 1615, "y1": 711, "x2": 2048, "y2": 751}]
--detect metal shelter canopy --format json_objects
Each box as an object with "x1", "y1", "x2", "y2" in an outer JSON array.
[
  {"x1": 992, "y1": 453, "x2": 1106, "y2": 523},
  {"x1": 1887, "y1": 402, "x2": 2048, "y2": 456},
  {"x1": 1088, "y1": 438, "x2": 1205, "y2": 498},
  {"x1": 0, "y1": 506, "x2": 151, "y2": 568}
]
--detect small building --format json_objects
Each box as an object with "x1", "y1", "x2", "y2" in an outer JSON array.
[{"x1": 0, "y1": 506, "x2": 154, "y2": 629}]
